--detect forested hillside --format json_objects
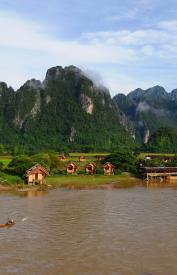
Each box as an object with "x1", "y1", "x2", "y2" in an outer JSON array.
[{"x1": 0, "y1": 66, "x2": 134, "y2": 153}]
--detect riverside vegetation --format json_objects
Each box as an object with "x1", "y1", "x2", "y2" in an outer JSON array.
[
  {"x1": 0, "y1": 147, "x2": 141, "y2": 190},
  {"x1": 1, "y1": 148, "x2": 177, "y2": 190}
]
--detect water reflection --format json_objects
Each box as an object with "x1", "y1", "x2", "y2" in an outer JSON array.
[
  {"x1": 146, "y1": 181, "x2": 177, "y2": 190},
  {"x1": 23, "y1": 190, "x2": 48, "y2": 198},
  {"x1": 0, "y1": 189, "x2": 48, "y2": 198}
]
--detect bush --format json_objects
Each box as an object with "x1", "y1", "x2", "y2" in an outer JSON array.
[
  {"x1": 7, "y1": 155, "x2": 34, "y2": 176},
  {"x1": 104, "y1": 146, "x2": 136, "y2": 173}
]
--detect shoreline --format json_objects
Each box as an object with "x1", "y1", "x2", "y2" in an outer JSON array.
[{"x1": 0, "y1": 173, "x2": 142, "y2": 192}]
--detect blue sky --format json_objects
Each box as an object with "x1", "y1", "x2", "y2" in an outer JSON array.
[{"x1": 1, "y1": 0, "x2": 177, "y2": 95}]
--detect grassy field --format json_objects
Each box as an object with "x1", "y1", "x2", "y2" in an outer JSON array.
[{"x1": 46, "y1": 173, "x2": 141, "y2": 189}]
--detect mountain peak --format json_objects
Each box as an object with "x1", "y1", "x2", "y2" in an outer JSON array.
[
  {"x1": 127, "y1": 85, "x2": 168, "y2": 102},
  {"x1": 0, "y1": 82, "x2": 8, "y2": 90},
  {"x1": 22, "y1": 79, "x2": 43, "y2": 90},
  {"x1": 64, "y1": 65, "x2": 81, "y2": 74},
  {"x1": 44, "y1": 65, "x2": 85, "y2": 86},
  {"x1": 146, "y1": 85, "x2": 167, "y2": 95},
  {"x1": 44, "y1": 66, "x2": 63, "y2": 83},
  {"x1": 127, "y1": 88, "x2": 144, "y2": 101},
  {"x1": 170, "y1": 89, "x2": 177, "y2": 100}
]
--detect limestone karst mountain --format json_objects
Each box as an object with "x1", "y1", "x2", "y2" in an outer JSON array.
[{"x1": 0, "y1": 66, "x2": 133, "y2": 152}]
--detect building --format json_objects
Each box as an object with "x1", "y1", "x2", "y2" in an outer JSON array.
[
  {"x1": 140, "y1": 166, "x2": 177, "y2": 182},
  {"x1": 59, "y1": 154, "x2": 67, "y2": 161},
  {"x1": 26, "y1": 164, "x2": 49, "y2": 185},
  {"x1": 79, "y1": 155, "x2": 86, "y2": 162},
  {"x1": 85, "y1": 163, "x2": 96, "y2": 175},
  {"x1": 103, "y1": 162, "x2": 114, "y2": 175},
  {"x1": 67, "y1": 162, "x2": 78, "y2": 175}
]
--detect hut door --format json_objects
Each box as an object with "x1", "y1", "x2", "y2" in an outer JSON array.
[{"x1": 35, "y1": 173, "x2": 38, "y2": 180}]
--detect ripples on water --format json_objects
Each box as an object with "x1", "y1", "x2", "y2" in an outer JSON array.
[{"x1": 1, "y1": 187, "x2": 177, "y2": 274}]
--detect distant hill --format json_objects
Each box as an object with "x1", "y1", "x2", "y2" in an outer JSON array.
[
  {"x1": 0, "y1": 66, "x2": 134, "y2": 153},
  {"x1": 113, "y1": 85, "x2": 177, "y2": 145}
]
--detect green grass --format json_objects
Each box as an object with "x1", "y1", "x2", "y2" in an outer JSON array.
[
  {"x1": 0, "y1": 174, "x2": 21, "y2": 185},
  {"x1": 138, "y1": 152, "x2": 175, "y2": 159},
  {"x1": 0, "y1": 156, "x2": 12, "y2": 167},
  {"x1": 46, "y1": 173, "x2": 140, "y2": 189}
]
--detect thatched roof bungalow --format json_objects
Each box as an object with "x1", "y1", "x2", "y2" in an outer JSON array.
[
  {"x1": 26, "y1": 164, "x2": 49, "y2": 185},
  {"x1": 59, "y1": 154, "x2": 67, "y2": 161},
  {"x1": 85, "y1": 162, "x2": 96, "y2": 175},
  {"x1": 79, "y1": 155, "x2": 86, "y2": 162},
  {"x1": 103, "y1": 162, "x2": 114, "y2": 175},
  {"x1": 67, "y1": 162, "x2": 78, "y2": 175}
]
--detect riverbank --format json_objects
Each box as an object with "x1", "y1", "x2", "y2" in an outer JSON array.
[
  {"x1": 0, "y1": 173, "x2": 142, "y2": 191},
  {"x1": 46, "y1": 173, "x2": 142, "y2": 189}
]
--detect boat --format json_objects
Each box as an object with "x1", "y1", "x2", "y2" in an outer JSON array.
[{"x1": 0, "y1": 221, "x2": 15, "y2": 228}]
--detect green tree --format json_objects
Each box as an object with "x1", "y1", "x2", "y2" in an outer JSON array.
[
  {"x1": 48, "y1": 153, "x2": 60, "y2": 173},
  {"x1": 7, "y1": 155, "x2": 34, "y2": 176},
  {"x1": 30, "y1": 153, "x2": 51, "y2": 171},
  {"x1": 104, "y1": 146, "x2": 136, "y2": 172}
]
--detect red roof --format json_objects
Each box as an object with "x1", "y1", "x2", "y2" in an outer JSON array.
[
  {"x1": 103, "y1": 162, "x2": 114, "y2": 168},
  {"x1": 26, "y1": 164, "x2": 49, "y2": 176}
]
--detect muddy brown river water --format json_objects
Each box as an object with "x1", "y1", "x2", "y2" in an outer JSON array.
[{"x1": 1, "y1": 186, "x2": 177, "y2": 274}]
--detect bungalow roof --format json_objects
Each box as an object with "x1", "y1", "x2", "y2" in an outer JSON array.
[{"x1": 26, "y1": 163, "x2": 49, "y2": 176}]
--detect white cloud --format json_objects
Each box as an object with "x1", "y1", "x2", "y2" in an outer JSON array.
[
  {"x1": 0, "y1": 10, "x2": 177, "y2": 94},
  {"x1": 158, "y1": 20, "x2": 177, "y2": 31},
  {"x1": 83, "y1": 29, "x2": 170, "y2": 48},
  {"x1": 137, "y1": 102, "x2": 151, "y2": 112},
  {"x1": 83, "y1": 21, "x2": 177, "y2": 60},
  {"x1": 0, "y1": 11, "x2": 135, "y2": 63},
  {"x1": 0, "y1": 10, "x2": 137, "y2": 91}
]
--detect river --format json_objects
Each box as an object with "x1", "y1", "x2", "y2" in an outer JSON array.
[{"x1": 1, "y1": 186, "x2": 177, "y2": 274}]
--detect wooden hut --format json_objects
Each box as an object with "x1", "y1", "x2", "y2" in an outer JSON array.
[
  {"x1": 85, "y1": 162, "x2": 96, "y2": 175},
  {"x1": 59, "y1": 154, "x2": 67, "y2": 161},
  {"x1": 67, "y1": 162, "x2": 78, "y2": 175},
  {"x1": 103, "y1": 162, "x2": 114, "y2": 175},
  {"x1": 79, "y1": 155, "x2": 86, "y2": 162},
  {"x1": 26, "y1": 164, "x2": 49, "y2": 185}
]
